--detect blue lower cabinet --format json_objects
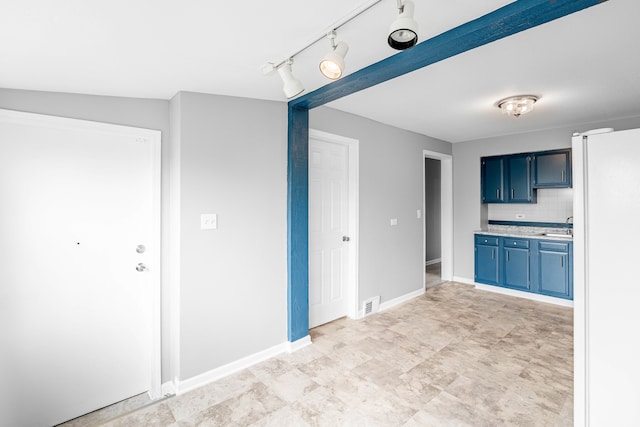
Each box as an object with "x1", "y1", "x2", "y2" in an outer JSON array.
[
  {"x1": 503, "y1": 247, "x2": 530, "y2": 290},
  {"x1": 474, "y1": 234, "x2": 573, "y2": 300},
  {"x1": 536, "y1": 241, "x2": 573, "y2": 299},
  {"x1": 474, "y1": 235, "x2": 499, "y2": 285}
]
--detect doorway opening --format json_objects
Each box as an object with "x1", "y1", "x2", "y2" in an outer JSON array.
[{"x1": 423, "y1": 151, "x2": 453, "y2": 289}]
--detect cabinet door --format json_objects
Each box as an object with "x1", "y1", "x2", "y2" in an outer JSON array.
[
  {"x1": 475, "y1": 244, "x2": 499, "y2": 285},
  {"x1": 507, "y1": 154, "x2": 535, "y2": 203},
  {"x1": 481, "y1": 157, "x2": 504, "y2": 203},
  {"x1": 538, "y1": 250, "x2": 570, "y2": 298},
  {"x1": 533, "y1": 150, "x2": 571, "y2": 188},
  {"x1": 504, "y1": 247, "x2": 530, "y2": 290}
]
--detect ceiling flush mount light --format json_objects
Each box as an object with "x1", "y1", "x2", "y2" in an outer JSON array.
[
  {"x1": 277, "y1": 59, "x2": 304, "y2": 99},
  {"x1": 497, "y1": 95, "x2": 539, "y2": 117},
  {"x1": 388, "y1": 0, "x2": 419, "y2": 50},
  {"x1": 319, "y1": 31, "x2": 349, "y2": 80}
]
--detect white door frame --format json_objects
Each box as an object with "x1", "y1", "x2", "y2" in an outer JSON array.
[
  {"x1": 0, "y1": 108, "x2": 163, "y2": 401},
  {"x1": 309, "y1": 129, "x2": 359, "y2": 320},
  {"x1": 423, "y1": 150, "x2": 453, "y2": 284}
]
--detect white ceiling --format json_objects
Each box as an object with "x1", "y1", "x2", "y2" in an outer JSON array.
[{"x1": 2, "y1": 0, "x2": 639, "y2": 143}]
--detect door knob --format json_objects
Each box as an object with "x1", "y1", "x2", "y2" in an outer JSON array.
[
  {"x1": 136, "y1": 263, "x2": 148, "y2": 272},
  {"x1": 342, "y1": 236, "x2": 350, "y2": 242},
  {"x1": 136, "y1": 245, "x2": 146, "y2": 254}
]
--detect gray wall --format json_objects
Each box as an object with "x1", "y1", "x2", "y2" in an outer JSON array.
[
  {"x1": 172, "y1": 92, "x2": 288, "y2": 380},
  {"x1": 452, "y1": 115, "x2": 640, "y2": 282},
  {"x1": 425, "y1": 158, "x2": 441, "y2": 262},
  {"x1": 311, "y1": 106, "x2": 452, "y2": 306},
  {"x1": 0, "y1": 87, "x2": 173, "y2": 381}
]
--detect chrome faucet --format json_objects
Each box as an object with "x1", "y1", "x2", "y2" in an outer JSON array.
[{"x1": 566, "y1": 216, "x2": 573, "y2": 235}]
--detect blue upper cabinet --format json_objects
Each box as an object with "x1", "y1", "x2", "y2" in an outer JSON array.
[
  {"x1": 532, "y1": 149, "x2": 572, "y2": 188},
  {"x1": 481, "y1": 154, "x2": 535, "y2": 204},
  {"x1": 506, "y1": 154, "x2": 536, "y2": 203},
  {"x1": 481, "y1": 157, "x2": 504, "y2": 203}
]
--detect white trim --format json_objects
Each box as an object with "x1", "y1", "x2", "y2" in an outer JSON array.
[
  {"x1": 356, "y1": 288, "x2": 425, "y2": 318},
  {"x1": 571, "y1": 134, "x2": 587, "y2": 426},
  {"x1": 148, "y1": 128, "x2": 163, "y2": 400},
  {"x1": 426, "y1": 258, "x2": 442, "y2": 266},
  {"x1": 309, "y1": 129, "x2": 360, "y2": 321},
  {"x1": 0, "y1": 108, "x2": 164, "y2": 401},
  {"x1": 453, "y1": 276, "x2": 475, "y2": 286},
  {"x1": 175, "y1": 342, "x2": 290, "y2": 395},
  {"x1": 474, "y1": 283, "x2": 574, "y2": 308},
  {"x1": 379, "y1": 287, "x2": 425, "y2": 312},
  {"x1": 287, "y1": 335, "x2": 312, "y2": 352},
  {"x1": 423, "y1": 151, "x2": 453, "y2": 288},
  {"x1": 168, "y1": 97, "x2": 182, "y2": 390}
]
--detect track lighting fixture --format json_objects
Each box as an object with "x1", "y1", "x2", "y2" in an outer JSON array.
[
  {"x1": 277, "y1": 59, "x2": 304, "y2": 99},
  {"x1": 388, "y1": 0, "x2": 419, "y2": 50},
  {"x1": 263, "y1": 0, "x2": 421, "y2": 98},
  {"x1": 319, "y1": 31, "x2": 349, "y2": 80}
]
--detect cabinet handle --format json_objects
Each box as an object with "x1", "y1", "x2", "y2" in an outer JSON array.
[
  {"x1": 491, "y1": 249, "x2": 495, "y2": 260},
  {"x1": 561, "y1": 256, "x2": 564, "y2": 268},
  {"x1": 496, "y1": 189, "x2": 500, "y2": 199},
  {"x1": 561, "y1": 170, "x2": 565, "y2": 182},
  {"x1": 506, "y1": 250, "x2": 509, "y2": 261}
]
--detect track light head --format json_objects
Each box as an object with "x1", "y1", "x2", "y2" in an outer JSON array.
[
  {"x1": 388, "y1": 0, "x2": 418, "y2": 50},
  {"x1": 319, "y1": 34, "x2": 349, "y2": 80},
  {"x1": 277, "y1": 60, "x2": 304, "y2": 99}
]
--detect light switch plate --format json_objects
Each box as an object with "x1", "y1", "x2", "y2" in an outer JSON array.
[
  {"x1": 390, "y1": 218, "x2": 398, "y2": 226},
  {"x1": 416, "y1": 209, "x2": 422, "y2": 219},
  {"x1": 201, "y1": 214, "x2": 218, "y2": 230}
]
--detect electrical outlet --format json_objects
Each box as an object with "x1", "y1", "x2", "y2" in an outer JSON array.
[
  {"x1": 515, "y1": 213, "x2": 525, "y2": 219},
  {"x1": 390, "y1": 218, "x2": 398, "y2": 226},
  {"x1": 201, "y1": 214, "x2": 218, "y2": 230}
]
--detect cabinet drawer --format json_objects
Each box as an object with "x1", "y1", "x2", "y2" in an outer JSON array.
[
  {"x1": 475, "y1": 235, "x2": 499, "y2": 246},
  {"x1": 503, "y1": 238, "x2": 529, "y2": 249},
  {"x1": 539, "y1": 241, "x2": 569, "y2": 252}
]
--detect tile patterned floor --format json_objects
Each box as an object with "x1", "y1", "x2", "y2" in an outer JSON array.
[{"x1": 99, "y1": 282, "x2": 573, "y2": 426}]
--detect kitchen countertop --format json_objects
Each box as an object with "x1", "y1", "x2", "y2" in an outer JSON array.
[{"x1": 475, "y1": 229, "x2": 573, "y2": 241}]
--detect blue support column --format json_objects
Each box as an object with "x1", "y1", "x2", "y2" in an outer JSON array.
[{"x1": 287, "y1": 105, "x2": 309, "y2": 342}]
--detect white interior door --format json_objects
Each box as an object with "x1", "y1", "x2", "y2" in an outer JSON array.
[
  {"x1": 0, "y1": 110, "x2": 161, "y2": 427},
  {"x1": 309, "y1": 135, "x2": 349, "y2": 328}
]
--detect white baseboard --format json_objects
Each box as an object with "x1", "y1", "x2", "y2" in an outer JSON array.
[
  {"x1": 474, "y1": 283, "x2": 574, "y2": 307},
  {"x1": 452, "y1": 276, "x2": 475, "y2": 285},
  {"x1": 357, "y1": 287, "x2": 426, "y2": 317},
  {"x1": 426, "y1": 258, "x2": 442, "y2": 266},
  {"x1": 287, "y1": 335, "x2": 312, "y2": 352},
  {"x1": 175, "y1": 341, "x2": 290, "y2": 395}
]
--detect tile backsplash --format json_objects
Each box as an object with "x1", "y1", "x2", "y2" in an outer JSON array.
[{"x1": 488, "y1": 188, "x2": 573, "y2": 222}]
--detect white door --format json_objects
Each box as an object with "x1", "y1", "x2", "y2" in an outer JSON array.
[
  {"x1": 309, "y1": 135, "x2": 350, "y2": 328},
  {"x1": 0, "y1": 110, "x2": 161, "y2": 427}
]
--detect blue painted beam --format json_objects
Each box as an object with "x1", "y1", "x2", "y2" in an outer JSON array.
[
  {"x1": 290, "y1": 0, "x2": 608, "y2": 109},
  {"x1": 287, "y1": 105, "x2": 309, "y2": 342},
  {"x1": 286, "y1": 0, "x2": 608, "y2": 342}
]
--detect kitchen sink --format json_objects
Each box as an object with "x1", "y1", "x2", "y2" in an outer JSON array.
[{"x1": 541, "y1": 232, "x2": 572, "y2": 238}]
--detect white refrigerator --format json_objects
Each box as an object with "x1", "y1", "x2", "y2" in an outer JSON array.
[{"x1": 573, "y1": 128, "x2": 640, "y2": 426}]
